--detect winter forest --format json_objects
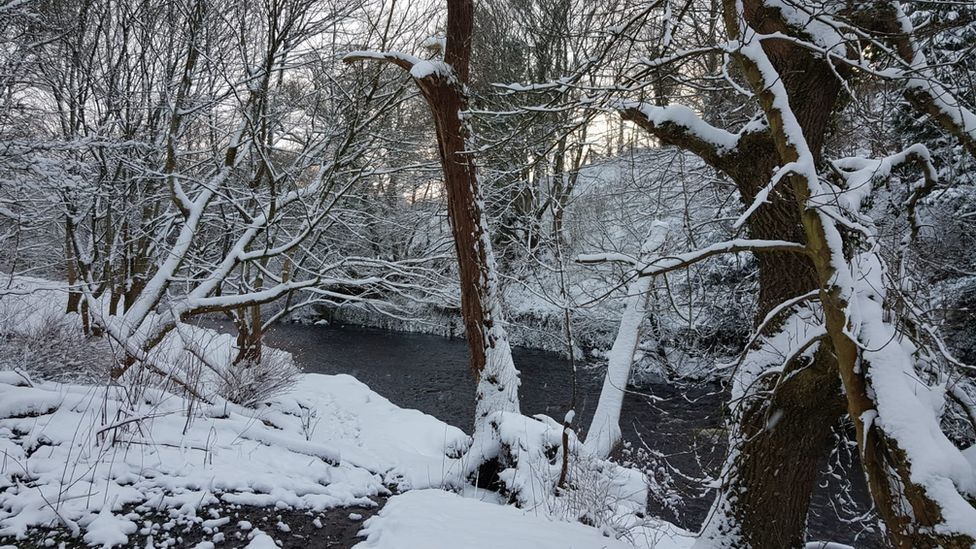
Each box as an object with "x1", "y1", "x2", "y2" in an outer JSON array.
[{"x1": 1, "y1": 0, "x2": 975, "y2": 547}]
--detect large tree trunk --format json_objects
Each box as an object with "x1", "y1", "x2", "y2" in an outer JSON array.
[
  {"x1": 626, "y1": 5, "x2": 852, "y2": 543},
  {"x1": 418, "y1": 0, "x2": 520, "y2": 428},
  {"x1": 698, "y1": 163, "x2": 846, "y2": 548},
  {"x1": 345, "y1": 0, "x2": 520, "y2": 430},
  {"x1": 721, "y1": 2, "x2": 976, "y2": 545}
]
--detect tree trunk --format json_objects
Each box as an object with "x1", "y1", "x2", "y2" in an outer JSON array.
[
  {"x1": 720, "y1": 2, "x2": 976, "y2": 545},
  {"x1": 232, "y1": 304, "x2": 263, "y2": 366},
  {"x1": 424, "y1": 0, "x2": 521, "y2": 428},
  {"x1": 65, "y1": 218, "x2": 81, "y2": 314},
  {"x1": 627, "y1": 7, "x2": 852, "y2": 543},
  {"x1": 585, "y1": 221, "x2": 668, "y2": 458},
  {"x1": 345, "y1": 0, "x2": 521, "y2": 429},
  {"x1": 697, "y1": 169, "x2": 846, "y2": 548}
]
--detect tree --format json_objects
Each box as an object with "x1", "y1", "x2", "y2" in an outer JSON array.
[
  {"x1": 1, "y1": 0, "x2": 448, "y2": 400},
  {"x1": 605, "y1": 1, "x2": 976, "y2": 546},
  {"x1": 583, "y1": 220, "x2": 669, "y2": 458},
  {"x1": 344, "y1": 0, "x2": 522, "y2": 436}
]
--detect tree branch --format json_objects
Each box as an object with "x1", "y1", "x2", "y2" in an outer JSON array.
[
  {"x1": 618, "y1": 100, "x2": 739, "y2": 168},
  {"x1": 342, "y1": 50, "x2": 420, "y2": 73},
  {"x1": 856, "y1": 3, "x2": 976, "y2": 157},
  {"x1": 578, "y1": 239, "x2": 808, "y2": 277}
]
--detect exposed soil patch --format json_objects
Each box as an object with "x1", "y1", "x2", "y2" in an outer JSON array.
[{"x1": 4, "y1": 497, "x2": 386, "y2": 548}]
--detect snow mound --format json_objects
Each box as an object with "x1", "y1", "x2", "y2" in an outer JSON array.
[
  {"x1": 265, "y1": 373, "x2": 471, "y2": 490},
  {"x1": 0, "y1": 373, "x2": 468, "y2": 544},
  {"x1": 356, "y1": 489, "x2": 690, "y2": 549}
]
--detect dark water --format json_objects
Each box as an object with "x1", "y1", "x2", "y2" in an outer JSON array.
[{"x1": 263, "y1": 322, "x2": 878, "y2": 547}]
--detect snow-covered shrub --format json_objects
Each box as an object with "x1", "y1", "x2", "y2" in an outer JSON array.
[
  {"x1": 216, "y1": 350, "x2": 302, "y2": 407},
  {"x1": 0, "y1": 298, "x2": 115, "y2": 382},
  {"x1": 0, "y1": 277, "x2": 302, "y2": 405}
]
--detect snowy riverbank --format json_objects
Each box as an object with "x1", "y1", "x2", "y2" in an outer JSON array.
[
  {"x1": 0, "y1": 276, "x2": 694, "y2": 548},
  {"x1": 0, "y1": 369, "x2": 695, "y2": 548}
]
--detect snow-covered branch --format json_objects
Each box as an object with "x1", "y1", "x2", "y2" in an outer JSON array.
[
  {"x1": 617, "y1": 100, "x2": 739, "y2": 168},
  {"x1": 578, "y1": 239, "x2": 807, "y2": 278},
  {"x1": 342, "y1": 50, "x2": 421, "y2": 72}
]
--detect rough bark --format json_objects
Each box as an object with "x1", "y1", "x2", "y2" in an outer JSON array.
[
  {"x1": 624, "y1": 4, "x2": 852, "y2": 546},
  {"x1": 722, "y1": 2, "x2": 976, "y2": 546},
  {"x1": 699, "y1": 145, "x2": 846, "y2": 549},
  {"x1": 343, "y1": 0, "x2": 520, "y2": 426},
  {"x1": 425, "y1": 75, "x2": 491, "y2": 378}
]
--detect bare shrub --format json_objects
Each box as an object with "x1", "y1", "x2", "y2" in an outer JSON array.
[
  {"x1": 0, "y1": 306, "x2": 114, "y2": 382},
  {"x1": 216, "y1": 350, "x2": 301, "y2": 407}
]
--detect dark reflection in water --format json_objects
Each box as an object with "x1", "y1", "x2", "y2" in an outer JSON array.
[{"x1": 260, "y1": 322, "x2": 877, "y2": 547}]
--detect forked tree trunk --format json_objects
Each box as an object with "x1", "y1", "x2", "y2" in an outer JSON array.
[
  {"x1": 232, "y1": 304, "x2": 263, "y2": 366},
  {"x1": 721, "y1": 2, "x2": 976, "y2": 546},
  {"x1": 696, "y1": 168, "x2": 846, "y2": 549}
]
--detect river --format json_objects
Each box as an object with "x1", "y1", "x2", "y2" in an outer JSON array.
[{"x1": 264, "y1": 322, "x2": 879, "y2": 547}]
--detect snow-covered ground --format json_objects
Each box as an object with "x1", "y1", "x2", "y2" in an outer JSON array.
[
  {"x1": 0, "y1": 372, "x2": 436, "y2": 543},
  {"x1": 0, "y1": 368, "x2": 701, "y2": 548},
  {"x1": 0, "y1": 277, "x2": 695, "y2": 548},
  {"x1": 0, "y1": 368, "x2": 696, "y2": 548},
  {"x1": 357, "y1": 489, "x2": 691, "y2": 549}
]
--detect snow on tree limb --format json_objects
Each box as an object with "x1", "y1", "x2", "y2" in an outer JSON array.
[
  {"x1": 723, "y1": 0, "x2": 976, "y2": 542},
  {"x1": 578, "y1": 239, "x2": 807, "y2": 278},
  {"x1": 888, "y1": 3, "x2": 976, "y2": 158},
  {"x1": 732, "y1": 161, "x2": 799, "y2": 229},
  {"x1": 585, "y1": 221, "x2": 669, "y2": 458},
  {"x1": 342, "y1": 50, "x2": 421, "y2": 70},
  {"x1": 617, "y1": 100, "x2": 739, "y2": 167}
]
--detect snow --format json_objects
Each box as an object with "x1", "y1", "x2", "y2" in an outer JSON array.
[
  {"x1": 830, "y1": 144, "x2": 936, "y2": 214},
  {"x1": 0, "y1": 364, "x2": 694, "y2": 549},
  {"x1": 1, "y1": 282, "x2": 690, "y2": 549},
  {"x1": 0, "y1": 369, "x2": 473, "y2": 542},
  {"x1": 761, "y1": 0, "x2": 847, "y2": 50},
  {"x1": 0, "y1": 384, "x2": 61, "y2": 418},
  {"x1": 964, "y1": 445, "x2": 976, "y2": 472},
  {"x1": 420, "y1": 35, "x2": 446, "y2": 53},
  {"x1": 272, "y1": 374, "x2": 470, "y2": 491},
  {"x1": 0, "y1": 275, "x2": 298, "y2": 404},
  {"x1": 343, "y1": 50, "x2": 422, "y2": 68},
  {"x1": 82, "y1": 507, "x2": 137, "y2": 548},
  {"x1": 894, "y1": 6, "x2": 976, "y2": 148},
  {"x1": 614, "y1": 100, "x2": 739, "y2": 155},
  {"x1": 355, "y1": 489, "x2": 693, "y2": 549},
  {"x1": 409, "y1": 60, "x2": 451, "y2": 80},
  {"x1": 244, "y1": 529, "x2": 279, "y2": 548},
  {"x1": 465, "y1": 170, "x2": 523, "y2": 476},
  {"x1": 586, "y1": 222, "x2": 669, "y2": 458},
  {"x1": 849, "y1": 253, "x2": 976, "y2": 536}
]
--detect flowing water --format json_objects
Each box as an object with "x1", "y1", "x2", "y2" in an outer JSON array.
[{"x1": 263, "y1": 322, "x2": 879, "y2": 547}]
